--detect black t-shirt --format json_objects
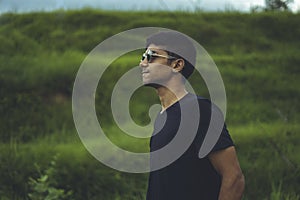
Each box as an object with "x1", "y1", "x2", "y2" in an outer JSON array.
[{"x1": 146, "y1": 93, "x2": 234, "y2": 200}]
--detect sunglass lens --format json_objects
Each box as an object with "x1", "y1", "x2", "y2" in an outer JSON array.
[
  {"x1": 142, "y1": 53, "x2": 152, "y2": 62},
  {"x1": 142, "y1": 54, "x2": 146, "y2": 61},
  {"x1": 147, "y1": 54, "x2": 151, "y2": 62}
]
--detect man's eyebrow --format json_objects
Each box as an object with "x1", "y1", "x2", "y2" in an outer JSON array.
[{"x1": 151, "y1": 49, "x2": 165, "y2": 53}]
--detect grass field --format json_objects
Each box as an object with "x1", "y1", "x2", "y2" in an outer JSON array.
[{"x1": 0, "y1": 9, "x2": 299, "y2": 199}]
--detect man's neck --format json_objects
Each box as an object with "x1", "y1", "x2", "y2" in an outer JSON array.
[{"x1": 156, "y1": 86, "x2": 188, "y2": 112}]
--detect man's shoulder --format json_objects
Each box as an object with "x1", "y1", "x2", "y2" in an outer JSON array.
[
  {"x1": 183, "y1": 93, "x2": 212, "y2": 107},
  {"x1": 184, "y1": 93, "x2": 225, "y2": 117}
]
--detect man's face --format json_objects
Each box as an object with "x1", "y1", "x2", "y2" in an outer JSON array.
[{"x1": 139, "y1": 44, "x2": 174, "y2": 88}]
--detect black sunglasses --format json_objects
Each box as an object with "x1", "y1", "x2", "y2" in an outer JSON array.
[{"x1": 141, "y1": 49, "x2": 177, "y2": 63}]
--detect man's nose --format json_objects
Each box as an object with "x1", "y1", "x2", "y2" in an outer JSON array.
[{"x1": 139, "y1": 58, "x2": 149, "y2": 68}]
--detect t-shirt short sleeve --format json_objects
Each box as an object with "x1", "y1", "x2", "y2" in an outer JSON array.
[
  {"x1": 211, "y1": 123, "x2": 234, "y2": 152},
  {"x1": 193, "y1": 98, "x2": 234, "y2": 155}
]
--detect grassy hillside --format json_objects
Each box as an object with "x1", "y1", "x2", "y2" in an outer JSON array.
[{"x1": 0, "y1": 9, "x2": 299, "y2": 199}]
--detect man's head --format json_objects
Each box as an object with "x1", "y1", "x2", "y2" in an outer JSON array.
[{"x1": 145, "y1": 31, "x2": 196, "y2": 80}]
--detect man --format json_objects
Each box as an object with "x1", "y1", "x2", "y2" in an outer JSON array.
[{"x1": 139, "y1": 31, "x2": 245, "y2": 200}]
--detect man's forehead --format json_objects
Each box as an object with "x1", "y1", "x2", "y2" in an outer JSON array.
[{"x1": 147, "y1": 44, "x2": 168, "y2": 53}]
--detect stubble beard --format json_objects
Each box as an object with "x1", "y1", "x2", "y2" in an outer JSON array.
[{"x1": 143, "y1": 82, "x2": 163, "y2": 89}]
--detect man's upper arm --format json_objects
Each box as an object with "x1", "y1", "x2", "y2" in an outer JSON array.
[
  {"x1": 208, "y1": 146, "x2": 243, "y2": 176},
  {"x1": 208, "y1": 145, "x2": 245, "y2": 200}
]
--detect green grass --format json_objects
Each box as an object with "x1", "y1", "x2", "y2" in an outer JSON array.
[
  {"x1": 1, "y1": 122, "x2": 299, "y2": 199},
  {"x1": 0, "y1": 10, "x2": 299, "y2": 199}
]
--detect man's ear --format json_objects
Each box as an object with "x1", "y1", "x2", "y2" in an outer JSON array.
[{"x1": 172, "y1": 59, "x2": 185, "y2": 73}]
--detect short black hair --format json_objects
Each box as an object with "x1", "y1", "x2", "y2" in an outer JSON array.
[{"x1": 146, "y1": 31, "x2": 196, "y2": 79}]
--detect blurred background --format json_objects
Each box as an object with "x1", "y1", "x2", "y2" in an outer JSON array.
[
  {"x1": 0, "y1": 0, "x2": 299, "y2": 199},
  {"x1": 0, "y1": 0, "x2": 300, "y2": 13}
]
